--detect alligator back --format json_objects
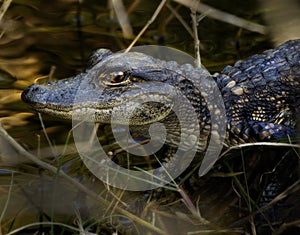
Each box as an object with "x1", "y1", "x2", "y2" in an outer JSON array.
[{"x1": 215, "y1": 39, "x2": 300, "y2": 143}]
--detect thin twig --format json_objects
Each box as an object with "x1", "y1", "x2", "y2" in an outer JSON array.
[
  {"x1": 191, "y1": 9, "x2": 201, "y2": 67},
  {"x1": 166, "y1": 3, "x2": 194, "y2": 38},
  {"x1": 173, "y1": 0, "x2": 267, "y2": 34},
  {"x1": 125, "y1": 0, "x2": 167, "y2": 52},
  {"x1": 48, "y1": 66, "x2": 56, "y2": 81}
]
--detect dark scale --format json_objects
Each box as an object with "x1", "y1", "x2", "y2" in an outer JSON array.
[{"x1": 214, "y1": 40, "x2": 300, "y2": 143}]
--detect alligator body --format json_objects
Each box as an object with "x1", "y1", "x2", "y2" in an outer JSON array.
[{"x1": 22, "y1": 40, "x2": 300, "y2": 150}]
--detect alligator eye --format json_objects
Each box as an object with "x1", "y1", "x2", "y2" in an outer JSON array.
[
  {"x1": 110, "y1": 71, "x2": 126, "y2": 83},
  {"x1": 103, "y1": 71, "x2": 132, "y2": 86}
]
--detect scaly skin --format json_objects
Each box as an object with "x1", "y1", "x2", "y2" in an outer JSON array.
[{"x1": 22, "y1": 40, "x2": 300, "y2": 149}]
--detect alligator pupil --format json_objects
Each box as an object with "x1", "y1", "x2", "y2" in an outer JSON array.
[{"x1": 111, "y1": 72, "x2": 126, "y2": 83}]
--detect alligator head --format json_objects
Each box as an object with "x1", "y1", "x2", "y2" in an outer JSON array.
[{"x1": 21, "y1": 48, "x2": 212, "y2": 126}]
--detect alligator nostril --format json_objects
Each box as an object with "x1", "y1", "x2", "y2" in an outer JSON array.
[{"x1": 31, "y1": 86, "x2": 39, "y2": 92}]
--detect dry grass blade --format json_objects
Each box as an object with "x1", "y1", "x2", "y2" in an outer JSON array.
[
  {"x1": 173, "y1": 0, "x2": 267, "y2": 34},
  {"x1": 111, "y1": 0, "x2": 134, "y2": 39},
  {"x1": 5, "y1": 222, "x2": 82, "y2": 235},
  {"x1": 0, "y1": 0, "x2": 12, "y2": 23},
  {"x1": 0, "y1": 0, "x2": 12, "y2": 39},
  {"x1": 127, "y1": 0, "x2": 140, "y2": 15},
  {"x1": 38, "y1": 113, "x2": 57, "y2": 157},
  {"x1": 0, "y1": 123, "x2": 166, "y2": 235},
  {"x1": 220, "y1": 142, "x2": 300, "y2": 158},
  {"x1": 262, "y1": 179, "x2": 300, "y2": 212},
  {"x1": 273, "y1": 219, "x2": 300, "y2": 235},
  {"x1": 230, "y1": 179, "x2": 300, "y2": 228}
]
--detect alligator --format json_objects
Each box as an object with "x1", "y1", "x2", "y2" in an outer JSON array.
[
  {"x1": 21, "y1": 40, "x2": 300, "y2": 233},
  {"x1": 21, "y1": 40, "x2": 300, "y2": 151}
]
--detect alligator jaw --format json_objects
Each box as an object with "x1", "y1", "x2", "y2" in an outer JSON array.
[{"x1": 21, "y1": 73, "x2": 176, "y2": 124}]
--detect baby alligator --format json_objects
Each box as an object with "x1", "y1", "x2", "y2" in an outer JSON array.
[{"x1": 22, "y1": 40, "x2": 300, "y2": 150}]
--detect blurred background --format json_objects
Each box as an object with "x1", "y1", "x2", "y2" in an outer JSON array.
[{"x1": 0, "y1": 0, "x2": 299, "y2": 234}]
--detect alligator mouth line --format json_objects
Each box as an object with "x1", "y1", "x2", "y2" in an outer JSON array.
[
  {"x1": 35, "y1": 106, "x2": 114, "y2": 122},
  {"x1": 25, "y1": 93, "x2": 174, "y2": 124}
]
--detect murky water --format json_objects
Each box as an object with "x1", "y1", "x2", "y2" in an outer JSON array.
[{"x1": 0, "y1": 0, "x2": 299, "y2": 234}]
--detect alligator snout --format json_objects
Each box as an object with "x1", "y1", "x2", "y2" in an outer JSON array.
[
  {"x1": 21, "y1": 84, "x2": 45, "y2": 105},
  {"x1": 22, "y1": 82, "x2": 68, "y2": 107}
]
